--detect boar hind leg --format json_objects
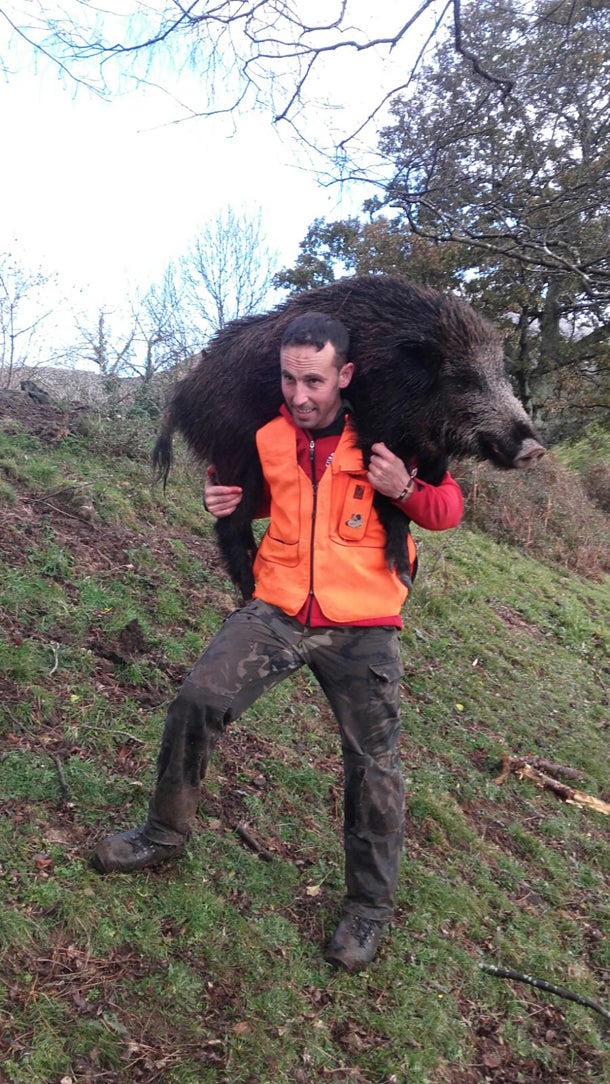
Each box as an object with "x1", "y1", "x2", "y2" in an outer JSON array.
[
  {"x1": 214, "y1": 517, "x2": 257, "y2": 601},
  {"x1": 374, "y1": 498, "x2": 414, "y2": 590}
]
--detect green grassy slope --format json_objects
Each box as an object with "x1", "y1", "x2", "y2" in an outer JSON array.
[{"x1": 0, "y1": 394, "x2": 608, "y2": 1084}]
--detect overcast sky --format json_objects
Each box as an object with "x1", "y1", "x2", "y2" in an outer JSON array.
[
  {"x1": 1, "y1": 76, "x2": 361, "y2": 305},
  {"x1": 0, "y1": 5, "x2": 410, "y2": 318}
]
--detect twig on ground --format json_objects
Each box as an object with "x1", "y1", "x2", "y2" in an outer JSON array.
[
  {"x1": 496, "y1": 754, "x2": 610, "y2": 815},
  {"x1": 26, "y1": 482, "x2": 94, "y2": 504},
  {"x1": 480, "y1": 962, "x2": 610, "y2": 1021},
  {"x1": 73, "y1": 721, "x2": 147, "y2": 745},
  {"x1": 32, "y1": 501, "x2": 83, "y2": 522},
  {"x1": 51, "y1": 753, "x2": 69, "y2": 801},
  {"x1": 49, "y1": 642, "x2": 60, "y2": 676},
  {"x1": 23, "y1": 483, "x2": 96, "y2": 524},
  {"x1": 495, "y1": 753, "x2": 583, "y2": 784},
  {"x1": 235, "y1": 821, "x2": 274, "y2": 862}
]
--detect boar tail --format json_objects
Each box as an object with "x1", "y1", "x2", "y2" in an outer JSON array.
[{"x1": 152, "y1": 406, "x2": 176, "y2": 491}]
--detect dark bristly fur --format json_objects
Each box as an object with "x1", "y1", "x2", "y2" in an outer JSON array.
[{"x1": 153, "y1": 276, "x2": 544, "y2": 600}]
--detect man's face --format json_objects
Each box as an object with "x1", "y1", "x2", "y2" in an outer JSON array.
[{"x1": 280, "y1": 341, "x2": 354, "y2": 430}]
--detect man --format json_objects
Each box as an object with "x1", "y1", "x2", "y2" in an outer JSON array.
[{"x1": 92, "y1": 312, "x2": 463, "y2": 972}]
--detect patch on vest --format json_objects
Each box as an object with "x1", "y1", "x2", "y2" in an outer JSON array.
[{"x1": 345, "y1": 513, "x2": 364, "y2": 529}]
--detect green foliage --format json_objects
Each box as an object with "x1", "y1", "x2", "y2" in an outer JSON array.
[
  {"x1": 377, "y1": 0, "x2": 610, "y2": 431},
  {"x1": 554, "y1": 425, "x2": 610, "y2": 512},
  {"x1": 274, "y1": 214, "x2": 466, "y2": 295},
  {"x1": 277, "y1": 0, "x2": 610, "y2": 437},
  {"x1": 454, "y1": 450, "x2": 610, "y2": 579},
  {"x1": 0, "y1": 405, "x2": 608, "y2": 1083},
  {"x1": 274, "y1": 216, "x2": 363, "y2": 291},
  {"x1": 555, "y1": 424, "x2": 610, "y2": 472}
]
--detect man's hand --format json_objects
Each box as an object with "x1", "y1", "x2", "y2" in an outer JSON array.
[
  {"x1": 204, "y1": 465, "x2": 243, "y2": 518},
  {"x1": 367, "y1": 442, "x2": 414, "y2": 501}
]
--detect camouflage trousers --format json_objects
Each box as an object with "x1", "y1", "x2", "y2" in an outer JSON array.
[{"x1": 145, "y1": 599, "x2": 404, "y2": 921}]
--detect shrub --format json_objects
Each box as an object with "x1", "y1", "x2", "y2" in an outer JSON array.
[
  {"x1": 453, "y1": 455, "x2": 610, "y2": 579},
  {"x1": 553, "y1": 424, "x2": 610, "y2": 513}
]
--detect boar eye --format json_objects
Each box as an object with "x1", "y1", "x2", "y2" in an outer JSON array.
[{"x1": 452, "y1": 370, "x2": 482, "y2": 392}]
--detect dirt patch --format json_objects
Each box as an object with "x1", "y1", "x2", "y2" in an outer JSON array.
[
  {"x1": 0, "y1": 387, "x2": 89, "y2": 442},
  {"x1": 89, "y1": 618, "x2": 151, "y2": 665},
  {"x1": 448, "y1": 1002, "x2": 605, "y2": 1083},
  {"x1": 491, "y1": 602, "x2": 545, "y2": 641},
  {"x1": 0, "y1": 937, "x2": 237, "y2": 1083}
]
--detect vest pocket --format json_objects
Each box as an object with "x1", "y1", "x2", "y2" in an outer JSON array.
[
  {"x1": 335, "y1": 476, "x2": 382, "y2": 544},
  {"x1": 256, "y1": 532, "x2": 300, "y2": 567}
]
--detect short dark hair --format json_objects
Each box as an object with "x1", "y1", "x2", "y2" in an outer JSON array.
[{"x1": 280, "y1": 312, "x2": 350, "y2": 368}]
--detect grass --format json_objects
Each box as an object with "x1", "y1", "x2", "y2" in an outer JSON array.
[{"x1": 0, "y1": 394, "x2": 609, "y2": 1083}]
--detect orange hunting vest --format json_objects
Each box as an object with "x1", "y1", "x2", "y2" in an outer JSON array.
[{"x1": 253, "y1": 415, "x2": 417, "y2": 623}]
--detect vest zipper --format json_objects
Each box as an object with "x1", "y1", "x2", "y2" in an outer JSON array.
[{"x1": 305, "y1": 437, "x2": 317, "y2": 626}]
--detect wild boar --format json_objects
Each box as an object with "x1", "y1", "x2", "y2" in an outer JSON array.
[{"x1": 154, "y1": 275, "x2": 545, "y2": 598}]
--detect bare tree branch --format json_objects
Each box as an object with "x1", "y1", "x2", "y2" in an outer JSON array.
[
  {"x1": 177, "y1": 207, "x2": 278, "y2": 335},
  {"x1": 452, "y1": 0, "x2": 513, "y2": 97},
  {"x1": 480, "y1": 963, "x2": 610, "y2": 1022},
  {"x1": 0, "y1": 1, "x2": 520, "y2": 160}
]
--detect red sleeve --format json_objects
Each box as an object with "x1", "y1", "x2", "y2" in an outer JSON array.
[{"x1": 394, "y1": 471, "x2": 463, "y2": 531}]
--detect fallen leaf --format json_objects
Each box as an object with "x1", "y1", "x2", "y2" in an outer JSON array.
[{"x1": 33, "y1": 854, "x2": 53, "y2": 871}]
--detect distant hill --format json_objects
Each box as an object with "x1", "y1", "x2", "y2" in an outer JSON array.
[{"x1": 1, "y1": 357, "x2": 200, "y2": 406}]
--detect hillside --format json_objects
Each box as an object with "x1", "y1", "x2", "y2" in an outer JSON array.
[{"x1": 0, "y1": 390, "x2": 609, "y2": 1084}]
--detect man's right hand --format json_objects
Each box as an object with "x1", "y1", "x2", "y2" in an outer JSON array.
[{"x1": 204, "y1": 465, "x2": 243, "y2": 518}]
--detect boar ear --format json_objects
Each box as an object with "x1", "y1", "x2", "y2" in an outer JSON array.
[{"x1": 391, "y1": 339, "x2": 442, "y2": 394}]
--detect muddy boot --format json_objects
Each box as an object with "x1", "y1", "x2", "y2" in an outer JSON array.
[
  {"x1": 324, "y1": 914, "x2": 387, "y2": 972},
  {"x1": 90, "y1": 827, "x2": 185, "y2": 874}
]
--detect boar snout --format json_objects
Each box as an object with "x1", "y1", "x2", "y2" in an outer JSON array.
[
  {"x1": 513, "y1": 438, "x2": 546, "y2": 469},
  {"x1": 477, "y1": 430, "x2": 546, "y2": 470}
]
